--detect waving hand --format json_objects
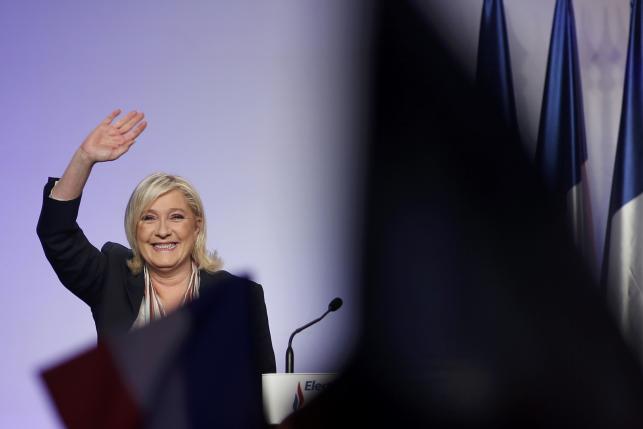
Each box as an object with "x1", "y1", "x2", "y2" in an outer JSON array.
[
  {"x1": 50, "y1": 109, "x2": 148, "y2": 200},
  {"x1": 80, "y1": 109, "x2": 147, "y2": 163}
]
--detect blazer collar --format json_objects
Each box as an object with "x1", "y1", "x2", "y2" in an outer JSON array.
[
  {"x1": 125, "y1": 269, "x2": 230, "y2": 313},
  {"x1": 200, "y1": 270, "x2": 229, "y2": 293}
]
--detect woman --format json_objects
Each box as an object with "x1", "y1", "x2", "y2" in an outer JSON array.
[{"x1": 37, "y1": 109, "x2": 276, "y2": 374}]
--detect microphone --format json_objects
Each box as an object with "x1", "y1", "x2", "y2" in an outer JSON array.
[{"x1": 285, "y1": 297, "x2": 343, "y2": 373}]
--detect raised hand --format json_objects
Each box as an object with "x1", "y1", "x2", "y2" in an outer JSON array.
[
  {"x1": 79, "y1": 109, "x2": 147, "y2": 163},
  {"x1": 49, "y1": 109, "x2": 148, "y2": 200}
]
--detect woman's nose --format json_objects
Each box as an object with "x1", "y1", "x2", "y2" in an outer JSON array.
[{"x1": 155, "y1": 218, "x2": 171, "y2": 237}]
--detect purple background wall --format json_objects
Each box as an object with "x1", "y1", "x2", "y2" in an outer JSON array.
[{"x1": 0, "y1": 1, "x2": 363, "y2": 426}]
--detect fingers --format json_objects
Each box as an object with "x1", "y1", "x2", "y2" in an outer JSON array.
[
  {"x1": 132, "y1": 120, "x2": 147, "y2": 139},
  {"x1": 118, "y1": 112, "x2": 145, "y2": 135},
  {"x1": 123, "y1": 120, "x2": 147, "y2": 142},
  {"x1": 101, "y1": 109, "x2": 122, "y2": 125},
  {"x1": 113, "y1": 110, "x2": 138, "y2": 129}
]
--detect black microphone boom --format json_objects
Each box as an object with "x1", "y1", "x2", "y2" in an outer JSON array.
[{"x1": 285, "y1": 297, "x2": 343, "y2": 373}]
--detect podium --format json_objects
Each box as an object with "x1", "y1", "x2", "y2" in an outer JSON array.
[{"x1": 262, "y1": 373, "x2": 337, "y2": 424}]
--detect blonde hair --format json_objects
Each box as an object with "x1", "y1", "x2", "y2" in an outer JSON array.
[{"x1": 124, "y1": 172, "x2": 223, "y2": 275}]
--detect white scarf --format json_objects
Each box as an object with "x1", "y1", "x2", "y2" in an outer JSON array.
[{"x1": 131, "y1": 262, "x2": 200, "y2": 330}]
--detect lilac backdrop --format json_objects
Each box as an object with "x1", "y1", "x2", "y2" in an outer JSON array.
[{"x1": 0, "y1": 1, "x2": 363, "y2": 426}]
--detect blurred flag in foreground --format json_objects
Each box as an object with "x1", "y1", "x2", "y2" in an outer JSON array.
[
  {"x1": 41, "y1": 276, "x2": 264, "y2": 429},
  {"x1": 536, "y1": 0, "x2": 595, "y2": 269}
]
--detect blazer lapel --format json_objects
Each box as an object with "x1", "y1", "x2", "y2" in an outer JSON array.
[{"x1": 126, "y1": 272, "x2": 145, "y2": 313}]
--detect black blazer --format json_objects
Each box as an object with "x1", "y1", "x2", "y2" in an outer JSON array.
[{"x1": 37, "y1": 177, "x2": 276, "y2": 374}]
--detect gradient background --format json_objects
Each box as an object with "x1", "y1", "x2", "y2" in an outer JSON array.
[
  {"x1": 0, "y1": 1, "x2": 363, "y2": 426},
  {"x1": 0, "y1": 0, "x2": 633, "y2": 427}
]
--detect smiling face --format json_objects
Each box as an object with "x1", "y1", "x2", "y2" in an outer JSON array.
[{"x1": 136, "y1": 189, "x2": 201, "y2": 276}]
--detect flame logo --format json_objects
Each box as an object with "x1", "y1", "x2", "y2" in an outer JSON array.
[{"x1": 292, "y1": 382, "x2": 305, "y2": 411}]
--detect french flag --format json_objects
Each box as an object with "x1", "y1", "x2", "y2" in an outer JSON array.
[
  {"x1": 41, "y1": 276, "x2": 265, "y2": 428},
  {"x1": 535, "y1": 0, "x2": 595, "y2": 268},
  {"x1": 603, "y1": 0, "x2": 643, "y2": 362},
  {"x1": 476, "y1": 0, "x2": 519, "y2": 136}
]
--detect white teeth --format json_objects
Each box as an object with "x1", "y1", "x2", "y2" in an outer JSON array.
[{"x1": 153, "y1": 243, "x2": 177, "y2": 250}]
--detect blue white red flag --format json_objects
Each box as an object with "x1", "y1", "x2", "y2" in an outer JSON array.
[
  {"x1": 536, "y1": 0, "x2": 595, "y2": 268},
  {"x1": 603, "y1": 0, "x2": 643, "y2": 363}
]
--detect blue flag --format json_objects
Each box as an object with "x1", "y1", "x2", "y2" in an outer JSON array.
[
  {"x1": 535, "y1": 0, "x2": 595, "y2": 267},
  {"x1": 476, "y1": 0, "x2": 518, "y2": 133},
  {"x1": 603, "y1": 0, "x2": 643, "y2": 363}
]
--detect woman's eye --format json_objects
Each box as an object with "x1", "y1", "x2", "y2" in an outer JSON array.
[
  {"x1": 141, "y1": 214, "x2": 156, "y2": 222},
  {"x1": 170, "y1": 214, "x2": 185, "y2": 221}
]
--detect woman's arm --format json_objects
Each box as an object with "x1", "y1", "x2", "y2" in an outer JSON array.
[
  {"x1": 51, "y1": 109, "x2": 147, "y2": 200},
  {"x1": 38, "y1": 109, "x2": 147, "y2": 306}
]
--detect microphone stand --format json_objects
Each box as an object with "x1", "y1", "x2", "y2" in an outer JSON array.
[{"x1": 285, "y1": 309, "x2": 331, "y2": 373}]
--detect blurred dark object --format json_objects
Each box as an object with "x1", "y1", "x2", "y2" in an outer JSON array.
[
  {"x1": 42, "y1": 275, "x2": 266, "y2": 429},
  {"x1": 282, "y1": 0, "x2": 643, "y2": 427}
]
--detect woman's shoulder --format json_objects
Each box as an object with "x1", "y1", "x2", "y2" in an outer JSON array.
[
  {"x1": 202, "y1": 269, "x2": 262, "y2": 290},
  {"x1": 100, "y1": 242, "x2": 133, "y2": 260}
]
